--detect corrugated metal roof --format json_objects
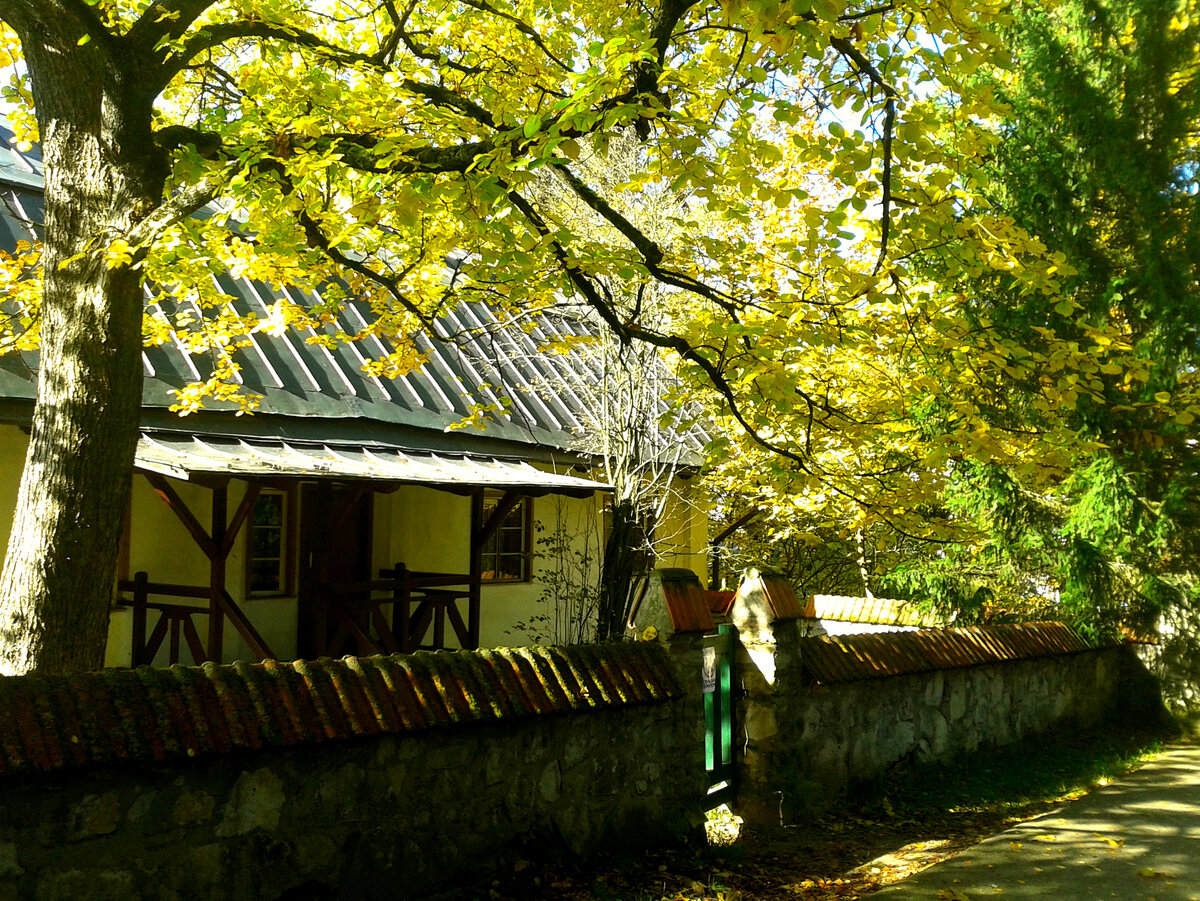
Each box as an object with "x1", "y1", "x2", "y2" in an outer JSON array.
[
  {"x1": 0, "y1": 643, "x2": 682, "y2": 776},
  {"x1": 805, "y1": 594, "x2": 944, "y2": 628},
  {"x1": 798, "y1": 622, "x2": 1096, "y2": 685},
  {"x1": 134, "y1": 433, "x2": 611, "y2": 496},
  {"x1": 0, "y1": 130, "x2": 709, "y2": 460}
]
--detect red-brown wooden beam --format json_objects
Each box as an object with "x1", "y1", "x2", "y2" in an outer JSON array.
[
  {"x1": 467, "y1": 490, "x2": 485, "y2": 649},
  {"x1": 208, "y1": 483, "x2": 228, "y2": 662}
]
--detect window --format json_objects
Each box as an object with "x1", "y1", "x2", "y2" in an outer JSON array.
[
  {"x1": 247, "y1": 490, "x2": 289, "y2": 596},
  {"x1": 480, "y1": 496, "x2": 532, "y2": 582}
]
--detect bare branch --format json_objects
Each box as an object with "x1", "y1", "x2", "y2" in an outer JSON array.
[{"x1": 454, "y1": 0, "x2": 571, "y2": 71}]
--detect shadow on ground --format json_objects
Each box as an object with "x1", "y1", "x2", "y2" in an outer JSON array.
[{"x1": 874, "y1": 743, "x2": 1200, "y2": 901}]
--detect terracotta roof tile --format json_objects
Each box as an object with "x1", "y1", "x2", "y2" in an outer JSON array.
[
  {"x1": 805, "y1": 594, "x2": 944, "y2": 628},
  {"x1": 799, "y1": 622, "x2": 1101, "y2": 685},
  {"x1": 658, "y1": 570, "x2": 716, "y2": 633},
  {"x1": 0, "y1": 644, "x2": 682, "y2": 776},
  {"x1": 707, "y1": 591, "x2": 736, "y2": 617}
]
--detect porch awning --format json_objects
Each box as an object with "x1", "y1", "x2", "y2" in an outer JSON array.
[{"x1": 134, "y1": 433, "x2": 612, "y2": 497}]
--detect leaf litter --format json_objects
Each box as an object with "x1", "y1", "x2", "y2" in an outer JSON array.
[{"x1": 480, "y1": 802, "x2": 1066, "y2": 901}]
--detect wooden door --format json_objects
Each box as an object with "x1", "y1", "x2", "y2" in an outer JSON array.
[{"x1": 297, "y1": 482, "x2": 373, "y2": 658}]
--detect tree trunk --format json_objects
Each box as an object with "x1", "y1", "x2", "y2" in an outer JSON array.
[
  {"x1": 0, "y1": 17, "x2": 160, "y2": 673},
  {"x1": 596, "y1": 498, "x2": 642, "y2": 641}
]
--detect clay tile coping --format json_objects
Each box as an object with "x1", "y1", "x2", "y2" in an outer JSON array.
[
  {"x1": 0, "y1": 643, "x2": 683, "y2": 778},
  {"x1": 798, "y1": 622, "x2": 1106, "y2": 685},
  {"x1": 707, "y1": 591, "x2": 736, "y2": 617},
  {"x1": 804, "y1": 594, "x2": 944, "y2": 628},
  {"x1": 656, "y1": 569, "x2": 716, "y2": 633}
]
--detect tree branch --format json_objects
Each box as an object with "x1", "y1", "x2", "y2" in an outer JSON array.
[
  {"x1": 159, "y1": 19, "x2": 379, "y2": 86},
  {"x1": 506, "y1": 187, "x2": 817, "y2": 478},
  {"x1": 551, "y1": 162, "x2": 743, "y2": 316},
  {"x1": 454, "y1": 0, "x2": 571, "y2": 71},
  {"x1": 827, "y1": 33, "x2": 900, "y2": 272},
  {"x1": 126, "y1": 0, "x2": 219, "y2": 51},
  {"x1": 125, "y1": 170, "x2": 227, "y2": 252}
]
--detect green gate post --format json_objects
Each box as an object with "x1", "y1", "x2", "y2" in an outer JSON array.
[
  {"x1": 627, "y1": 569, "x2": 726, "y2": 813},
  {"x1": 702, "y1": 623, "x2": 736, "y2": 809}
]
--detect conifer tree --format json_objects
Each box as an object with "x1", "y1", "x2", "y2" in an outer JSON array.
[{"x1": 886, "y1": 0, "x2": 1200, "y2": 636}]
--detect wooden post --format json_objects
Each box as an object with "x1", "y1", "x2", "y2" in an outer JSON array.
[
  {"x1": 131, "y1": 570, "x2": 148, "y2": 667},
  {"x1": 208, "y1": 483, "x2": 227, "y2": 663},
  {"x1": 390, "y1": 562, "x2": 411, "y2": 653},
  {"x1": 468, "y1": 490, "x2": 484, "y2": 649}
]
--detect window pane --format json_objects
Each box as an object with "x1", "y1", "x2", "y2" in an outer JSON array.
[
  {"x1": 248, "y1": 493, "x2": 287, "y2": 595},
  {"x1": 496, "y1": 554, "x2": 524, "y2": 580},
  {"x1": 481, "y1": 497, "x2": 530, "y2": 583},
  {"x1": 253, "y1": 495, "x2": 284, "y2": 527},
  {"x1": 254, "y1": 527, "x2": 281, "y2": 557},
  {"x1": 500, "y1": 529, "x2": 524, "y2": 554},
  {"x1": 249, "y1": 559, "x2": 281, "y2": 593}
]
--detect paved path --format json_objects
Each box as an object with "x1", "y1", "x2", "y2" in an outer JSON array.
[{"x1": 874, "y1": 743, "x2": 1200, "y2": 901}]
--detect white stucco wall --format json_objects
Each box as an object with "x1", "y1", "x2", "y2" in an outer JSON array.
[{"x1": 0, "y1": 425, "x2": 27, "y2": 556}]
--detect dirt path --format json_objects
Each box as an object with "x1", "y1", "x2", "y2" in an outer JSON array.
[
  {"x1": 482, "y1": 796, "x2": 1074, "y2": 901},
  {"x1": 874, "y1": 742, "x2": 1200, "y2": 901}
]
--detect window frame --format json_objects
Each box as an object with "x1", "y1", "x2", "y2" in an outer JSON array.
[
  {"x1": 245, "y1": 486, "x2": 296, "y2": 598},
  {"x1": 479, "y1": 494, "x2": 534, "y2": 584}
]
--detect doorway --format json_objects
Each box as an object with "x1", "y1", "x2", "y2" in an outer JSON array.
[{"x1": 297, "y1": 482, "x2": 373, "y2": 658}]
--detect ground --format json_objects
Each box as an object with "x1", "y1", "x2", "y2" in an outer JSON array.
[{"x1": 473, "y1": 727, "x2": 1168, "y2": 901}]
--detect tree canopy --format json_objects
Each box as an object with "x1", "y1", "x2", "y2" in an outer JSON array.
[
  {"x1": 1, "y1": 0, "x2": 1190, "y2": 669},
  {"x1": 879, "y1": 0, "x2": 1200, "y2": 636}
]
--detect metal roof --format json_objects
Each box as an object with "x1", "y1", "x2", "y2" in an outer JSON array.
[
  {"x1": 135, "y1": 432, "x2": 611, "y2": 496},
  {"x1": 0, "y1": 129, "x2": 708, "y2": 461}
]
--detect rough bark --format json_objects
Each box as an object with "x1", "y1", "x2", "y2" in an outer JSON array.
[
  {"x1": 0, "y1": 6, "x2": 163, "y2": 673},
  {"x1": 596, "y1": 498, "x2": 643, "y2": 641}
]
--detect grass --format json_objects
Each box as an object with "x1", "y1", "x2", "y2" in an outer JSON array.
[{"x1": 865, "y1": 723, "x2": 1171, "y2": 819}]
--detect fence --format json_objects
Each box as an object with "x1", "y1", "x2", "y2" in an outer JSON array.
[{"x1": 0, "y1": 569, "x2": 1169, "y2": 898}]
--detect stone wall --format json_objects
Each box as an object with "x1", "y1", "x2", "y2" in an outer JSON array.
[
  {"x1": 0, "y1": 566, "x2": 1173, "y2": 897},
  {"x1": 761, "y1": 647, "x2": 1140, "y2": 823},
  {"x1": 1137, "y1": 596, "x2": 1200, "y2": 733},
  {"x1": 0, "y1": 645, "x2": 706, "y2": 901},
  {"x1": 729, "y1": 569, "x2": 1165, "y2": 824}
]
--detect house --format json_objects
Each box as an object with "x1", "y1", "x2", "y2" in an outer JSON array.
[{"x1": 0, "y1": 131, "x2": 709, "y2": 667}]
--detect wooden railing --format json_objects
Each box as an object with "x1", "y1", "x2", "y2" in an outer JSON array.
[
  {"x1": 319, "y1": 563, "x2": 475, "y2": 657},
  {"x1": 118, "y1": 571, "x2": 276, "y2": 666}
]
